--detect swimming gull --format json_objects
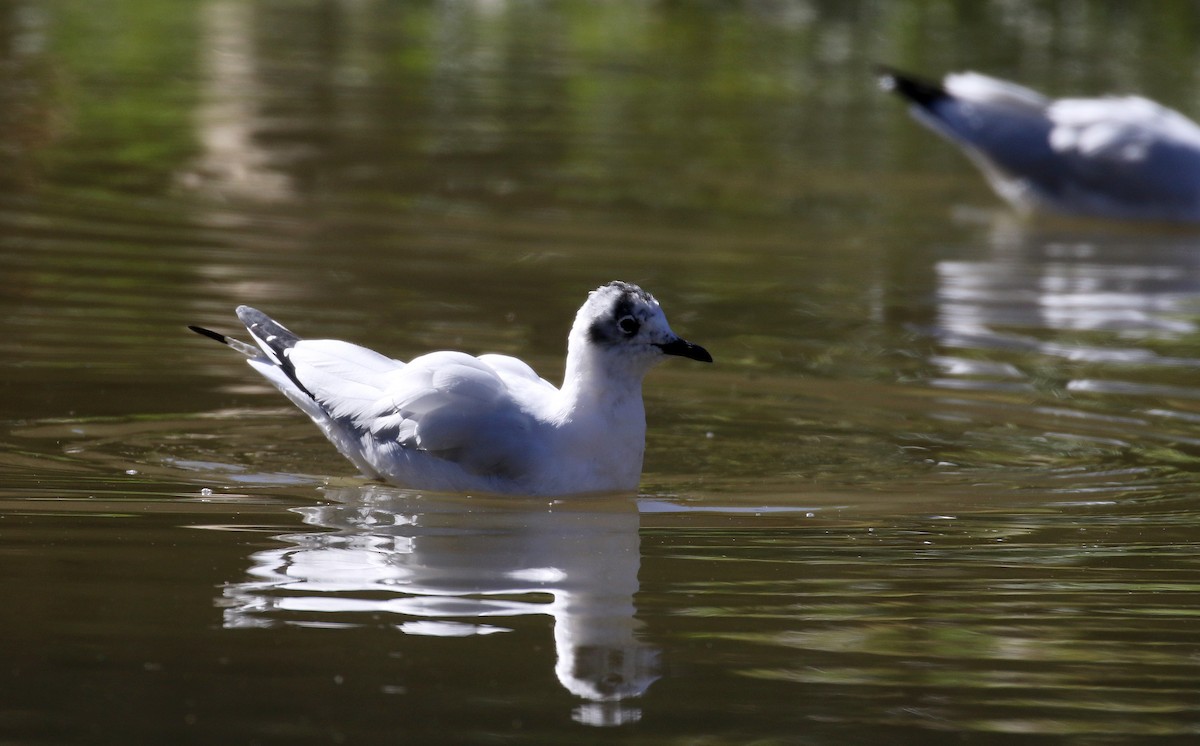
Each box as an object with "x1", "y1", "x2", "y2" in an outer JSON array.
[{"x1": 189, "y1": 281, "x2": 712, "y2": 496}]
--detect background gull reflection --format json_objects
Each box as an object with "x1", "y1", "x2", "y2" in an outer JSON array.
[
  {"x1": 934, "y1": 216, "x2": 1200, "y2": 348},
  {"x1": 909, "y1": 214, "x2": 1200, "y2": 481},
  {"x1": 221, "y1": 485, "x2": 658, "y2": 727},
  {"x1": 927, "y1": 215, "x2": 1200, "y2": 393}
]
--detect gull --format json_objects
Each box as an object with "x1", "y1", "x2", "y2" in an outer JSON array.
[
  {"x1": 189, "y1": 281, "x2": 712, "y2": 496},
  {"x1": 878, "y1": 66, "x2": 1200, "y2": 222}
]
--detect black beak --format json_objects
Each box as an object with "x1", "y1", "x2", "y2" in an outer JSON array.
[{"x1": 657, "y1": 337, "x2": 713, "y2": 363}]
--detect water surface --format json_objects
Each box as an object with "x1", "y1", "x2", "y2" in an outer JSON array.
[{"x1": 4, "y1": 2, "x2": 1200, "y2": 743}]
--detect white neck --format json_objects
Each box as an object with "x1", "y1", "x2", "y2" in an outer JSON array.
[{"x1": 549, "y1": 339, "x2": 649, "y2": 492}]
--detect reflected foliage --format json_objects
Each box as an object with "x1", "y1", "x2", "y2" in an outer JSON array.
[{"x1": 4, "y1": 1, "x2": 1200, "y2": 209}]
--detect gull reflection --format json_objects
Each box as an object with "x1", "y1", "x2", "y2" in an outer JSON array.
[
  {"x1": 221, "y1": 485, "x2": 658, "y2": 726},
  {"x1": 933, "y1": 214, "x2": 1200, "y2": 361}
]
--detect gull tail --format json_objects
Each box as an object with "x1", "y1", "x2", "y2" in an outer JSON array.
[
  {"x1": 188, "y1": 323, "x2": 260, "y2": 358},
  {"x1": 191, "y1": 307, "x2": 316, "y2": 401},
  {"x1": 876, "y1": 65, "x2": 947, "y2": 108}
]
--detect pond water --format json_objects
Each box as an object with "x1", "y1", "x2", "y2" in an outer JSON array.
[{"x1": 4, "y1": 1, "x2": 1200, "y2": 743}]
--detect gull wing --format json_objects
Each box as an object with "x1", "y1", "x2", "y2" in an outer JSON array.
[
  {"x1": 887, "y1": 69, "x2": 1200, "y2": 220},
  {"x1": 914, "y1": 72, "x2": 1059, "y2": 182},
  {"x1": 477, "y1": 352, "x2": 560, "y2": 400},
  {"x1": 226, "y1": 307, "x2": 557, "y2": 481},
  {"x1": 287, "y1": 346, "x2": 548, "y2": 479},
  {"x1": 1044, "y1": 95, "x2": 1200, "y2": 212}
]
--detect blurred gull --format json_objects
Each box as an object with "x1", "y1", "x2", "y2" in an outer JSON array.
[
  {"x1": 189, "y1": 281, "x2": 711, "y2": 496},
  {"x1": 878, "y1": 66, "x2": 1200, "y2": 222}
]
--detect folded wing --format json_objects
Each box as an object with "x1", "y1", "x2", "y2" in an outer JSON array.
[
  {"x1": 900, "y1": 71, "x2": 1200, "y2": 219},
  {"x1": 285, "y1": 344, "x2": 553, "y2": 479},
  {"x1": 1045, "y1": 96, "x2": 1200, "y2": 211}
]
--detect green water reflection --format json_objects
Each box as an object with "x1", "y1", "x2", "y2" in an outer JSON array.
[{"x1": 9, "y1": 1, "x2": 1200, "y2": 212}]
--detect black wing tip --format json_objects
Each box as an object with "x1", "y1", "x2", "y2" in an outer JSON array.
[
  {"x1": 235, "y1": 305, "x2": 274, "y2": 331},
  {"x1": 190, "y1": 313, "x2": 318, "y2": 402},
  {"x1": 189, "y1": 324, "x2": 230, "y2": 345},
  {"x1": 232, "y1": 308, "x2": 316, "y2": 401},
  {"x1": 236, "y1": 306, "x2": 300, "y2": 346},
  {"x1": 875, "y1": 64, "x2": 947, "y2": 107}
]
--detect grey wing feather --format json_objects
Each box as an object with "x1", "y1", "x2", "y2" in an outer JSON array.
[
  {"x1": 284, "y1": 345, "x2": 542, "y2": 479},
  {"x1": 223, "y1": 309, "x2": 547, "y2": 480},
  {"x1": 380, "y1": 352, "x2": 540, "y2": 476}
]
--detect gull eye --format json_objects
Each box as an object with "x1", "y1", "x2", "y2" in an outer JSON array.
[{"x1": 617, "y1": 315, "x2": 640, "y2": 336}]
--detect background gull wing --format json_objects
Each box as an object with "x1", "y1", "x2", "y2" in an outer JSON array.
[{"x1": 1045, "y1": 95, "x2": 1200, "y2": 212}]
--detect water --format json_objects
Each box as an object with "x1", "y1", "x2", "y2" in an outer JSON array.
[{"x1": 4, "y1": 1, "x2": 1200, "y2": 742}]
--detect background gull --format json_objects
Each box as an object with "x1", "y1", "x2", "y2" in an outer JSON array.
[{"x1": 878, "y1": 66, "x2": 1200, "y2": 223}]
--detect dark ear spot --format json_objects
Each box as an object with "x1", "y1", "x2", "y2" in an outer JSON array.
[{"x1": 588, "y1": 319, "x2": 615, "y2": 346}]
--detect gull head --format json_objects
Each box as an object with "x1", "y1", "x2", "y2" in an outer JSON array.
[{"x1": 567, "y1": 281, "x2": 712, "y2": 382}]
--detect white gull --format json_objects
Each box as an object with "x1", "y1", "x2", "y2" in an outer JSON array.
[
  {"x1": 189, "y1": 281, "x2": 711, "y2": 496},
  {"x1": 878, "y1": 66, "x2": 1200, "y2": 222}
]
